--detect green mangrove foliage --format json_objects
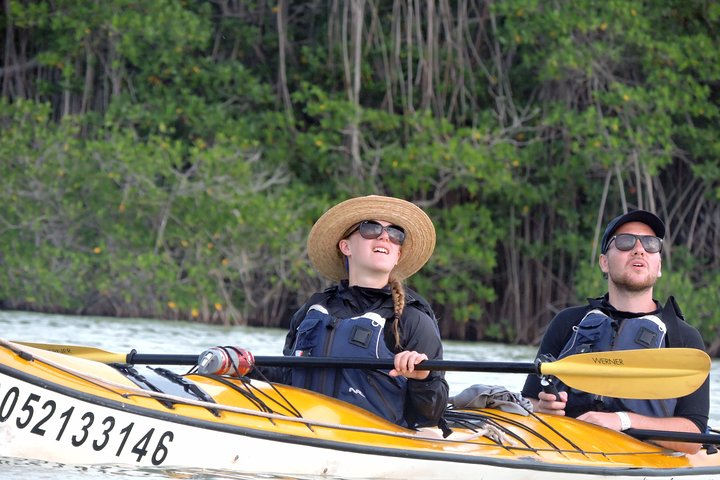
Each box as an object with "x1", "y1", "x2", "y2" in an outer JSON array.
[{"x1": 1, "y1": 1, "x2": 718, "y2": 351}]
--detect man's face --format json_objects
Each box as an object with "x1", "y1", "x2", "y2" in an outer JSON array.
[{"x1": 599, "y1": 221, "x2": 662, "y2": 292}]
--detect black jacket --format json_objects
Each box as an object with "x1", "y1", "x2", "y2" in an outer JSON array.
[{"x1": 521, "y1": 294, "x2": 709, "y2": 433}]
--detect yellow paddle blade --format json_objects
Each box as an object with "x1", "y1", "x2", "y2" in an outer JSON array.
[
  {"x1": 15, "y1": 341, "x2": 128, "y2": 363},
  {"x1": 541, "y1": 348, "x2": 710, "y2": 399}
]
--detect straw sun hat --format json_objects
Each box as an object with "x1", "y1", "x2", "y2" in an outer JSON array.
[{"x1": 307, "y1": 195, "x2": 436, "y2": 282}]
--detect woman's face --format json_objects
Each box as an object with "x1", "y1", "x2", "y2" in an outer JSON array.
[{"x1": 338, "y1": 220, "x2": 402, "y2": 286}]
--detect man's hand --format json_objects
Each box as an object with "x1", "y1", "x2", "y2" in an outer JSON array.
[
  {"x1": 577, "y1": 410, "x2": 626, "y2": 431},
  {"x1": 534, "y1": 390, "x2": 568, "y2": 415}
]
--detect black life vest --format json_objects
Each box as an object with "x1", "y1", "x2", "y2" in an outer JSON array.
[
  {"x1": 557, "y1": 298, "x2": 682, "y2": 418},
  {"x1": 288, "y1": 304, "x2": 408, "y2": 426}
]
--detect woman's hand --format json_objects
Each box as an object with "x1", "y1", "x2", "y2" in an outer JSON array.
[{"x1": 390, "y1": 350, "x2": 430, "y2": 380}]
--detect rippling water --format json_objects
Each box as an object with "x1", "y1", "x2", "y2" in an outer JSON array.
[{"x1": 1, "y1": 310, "x2": 718, "y2": 479}]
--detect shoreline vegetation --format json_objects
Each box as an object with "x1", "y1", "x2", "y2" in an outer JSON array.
[{"x1": 1, "y1": 2, "x2": 718, "y2": 353}]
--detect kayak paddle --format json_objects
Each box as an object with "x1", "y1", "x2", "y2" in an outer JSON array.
[{"x1": 12, "y1": 341, "x2": 709, "y2": 400}]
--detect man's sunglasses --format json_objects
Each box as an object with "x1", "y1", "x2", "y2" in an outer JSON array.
[
  {"x1": 346, "y1": 220, "x2": 406, "y2": 246},
  {"x1": 607, "y1": 233, "x2": 663, "y2": 254}
]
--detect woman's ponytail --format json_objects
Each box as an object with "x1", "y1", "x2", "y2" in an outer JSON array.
[{"x1": 389, "y1": 277, "x2": 406, "y2": 349}]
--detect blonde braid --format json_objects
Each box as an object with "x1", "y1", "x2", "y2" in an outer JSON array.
[{"x1": 389, "y1": 278, "x2": 406, "y2": 350}]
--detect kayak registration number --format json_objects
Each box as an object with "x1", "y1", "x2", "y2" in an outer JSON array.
[{"x1": 0, "y1": 378, "x2": 175, "y2": 465}]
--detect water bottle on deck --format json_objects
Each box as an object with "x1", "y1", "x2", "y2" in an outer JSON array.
[{"x1": 196, "y1": 346, "x2": 254, "y2": 376}]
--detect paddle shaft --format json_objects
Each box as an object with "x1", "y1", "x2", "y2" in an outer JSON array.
[
  {"x1": 256, "y1": 356, "x2": 537, "y2": 372},
  {"x1": 627, "y1": 428, "x2": 720, "y2": 445},
  {"x1": 125, "y1": 352, "x2": 538, "y2": 373}
]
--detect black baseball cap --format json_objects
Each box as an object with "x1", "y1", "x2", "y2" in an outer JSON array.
[{"x1": 600, "y1": 210, "x2": 665, "y2": 254}]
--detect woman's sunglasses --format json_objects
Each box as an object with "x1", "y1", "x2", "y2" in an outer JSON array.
[
  {"x1": 346, "y1": 220, "x2": 406, "y2": 246},
  {"x1": 607, "y1": 233, "x2": 663, "y2": 254}
]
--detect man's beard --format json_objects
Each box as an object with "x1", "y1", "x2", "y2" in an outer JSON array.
[{"x1": 609, "y1": 270, "x2": 657, "y2": 292}]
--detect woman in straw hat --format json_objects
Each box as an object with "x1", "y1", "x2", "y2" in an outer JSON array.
[{"x1": 253, "y1": 195, "x2": 449, "y2": 428}]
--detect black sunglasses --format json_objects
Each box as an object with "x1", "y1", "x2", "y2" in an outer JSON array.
[
  {"x1": 607, "y1": 233, "x2": 663, "y2": 254},
  {"x1": 347, "y1": 220, "x2": 406, "y2": 246}
]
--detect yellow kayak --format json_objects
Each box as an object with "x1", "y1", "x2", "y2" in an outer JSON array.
[{"x1": 0, "y1": 339, "x2": 718, "y2": 479}]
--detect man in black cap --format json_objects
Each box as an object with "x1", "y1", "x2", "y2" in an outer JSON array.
[{"x1": 521, "y1": 210, "x2": 709, "y2": 454}]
